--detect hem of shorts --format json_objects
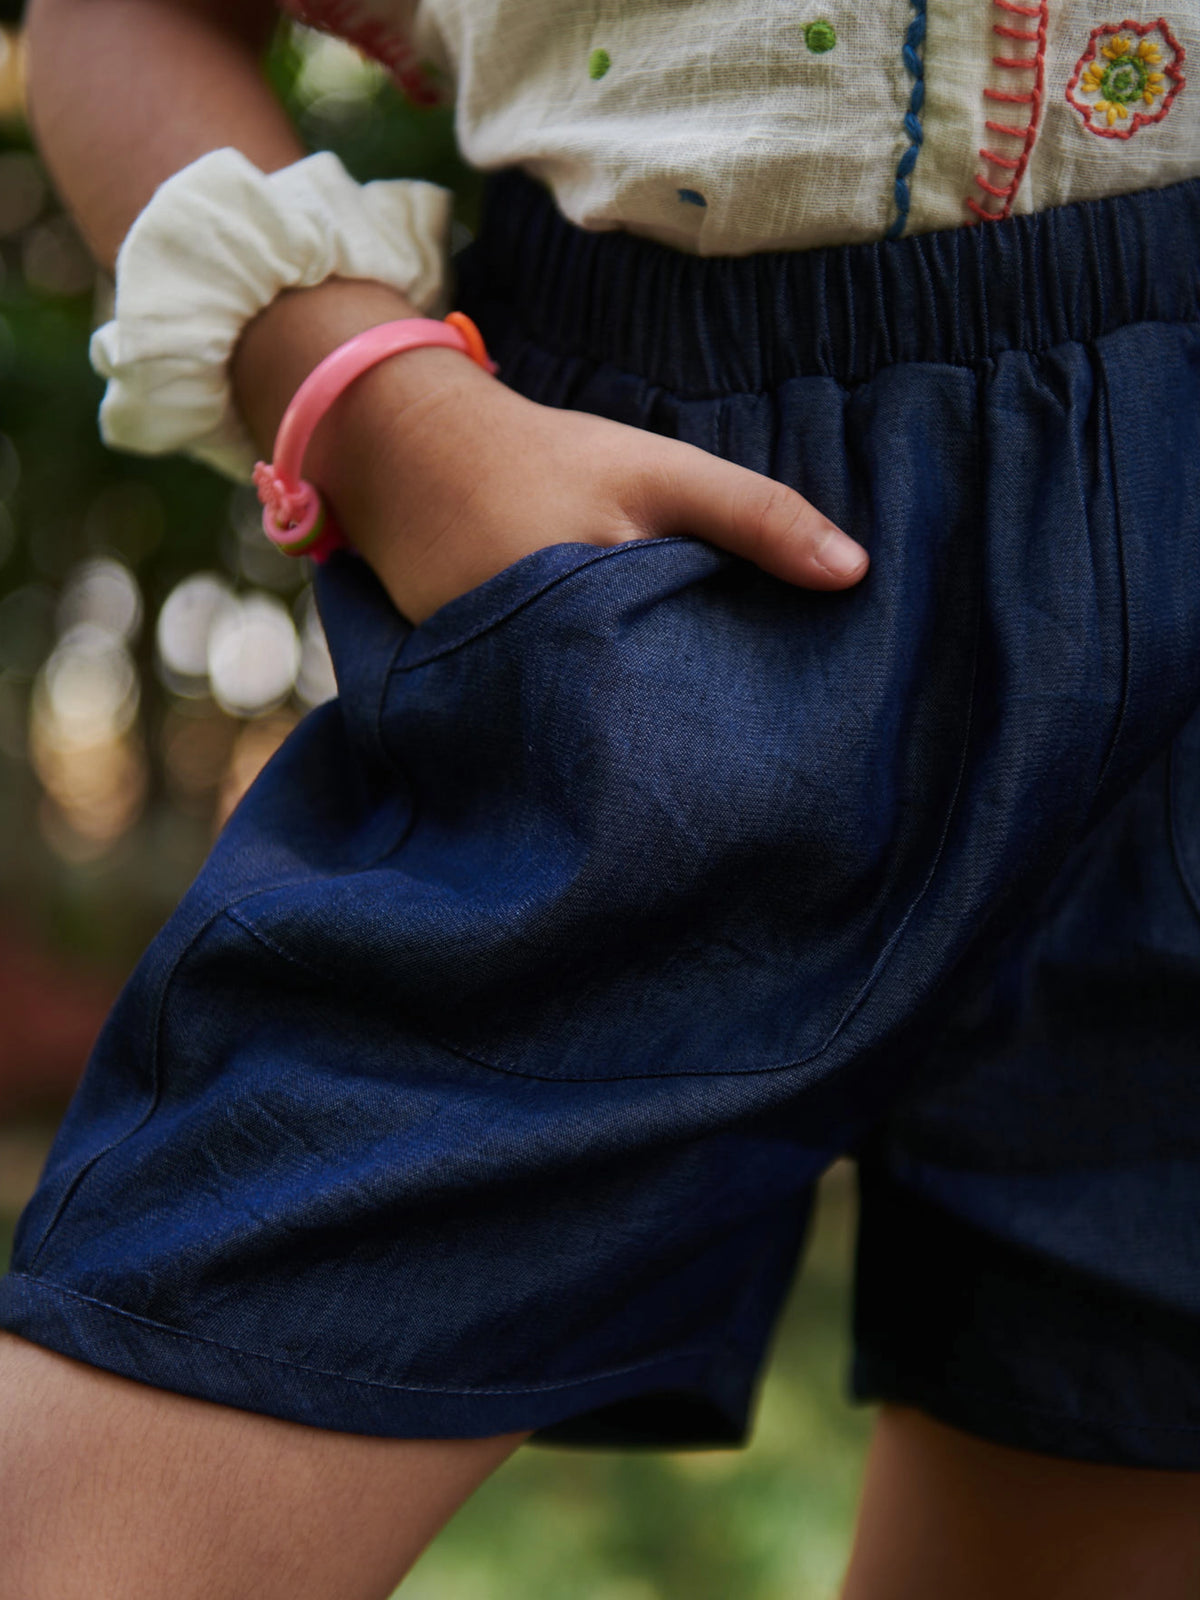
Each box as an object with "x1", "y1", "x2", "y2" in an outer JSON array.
[
  {"x1": 0, "y1": 1272, "x2": 738, "y2": 1441},
  {"x1": 853, "y1": 1354, "x2": 1200, "y2": 1472}
]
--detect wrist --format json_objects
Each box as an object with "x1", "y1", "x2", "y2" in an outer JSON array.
[
  {"x1": 305, "y1": 333, "x2": 498, "y2": 517},
  {"x1": 235, "y1": 277, "x2": 499, "y2": 527},
  {"x1": 240, "y1": 289, "x2": 504, "y2": 573},
  {"x1": 231, "y1": 277, "x2": 426, "y2": 451}
]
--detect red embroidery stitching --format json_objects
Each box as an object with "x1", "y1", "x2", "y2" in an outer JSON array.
[
  {"x1": 965, "y1": 0, "x2": 1049, "y2": 223},
  {"x1": 281, "y1": 0, "x2": 443, "y2": 107},
  {"x1": 1065, "y1": 18, "x2": 1186, "y2": 140},
  {"x1": 985, "y1": 118, "x2": 1030, "y2": 137}
]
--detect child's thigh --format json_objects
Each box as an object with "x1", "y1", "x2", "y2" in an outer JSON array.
[
  {"x1": 843, "y1": 1405, "x2": 1200, "y2": 1600},
  {"x1": 0, "y1": 1331, "x2": 522, "y2": 1600}
]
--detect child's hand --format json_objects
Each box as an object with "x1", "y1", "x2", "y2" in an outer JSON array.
[
  {"x1": 315, "y1": 352, "x2": 869, "y2": 626},
  {"x1": 234, "y1": 282, "x2": 868, "y2": 626}
]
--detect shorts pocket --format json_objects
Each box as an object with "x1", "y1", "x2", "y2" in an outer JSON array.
[{"x1": 238, "y1": 531, "x2": 979, "y2": 1082}]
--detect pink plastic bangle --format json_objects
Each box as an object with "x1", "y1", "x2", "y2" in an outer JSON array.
[{"x1": 252, "y1": 312, "x2": 496, "y2": 562}]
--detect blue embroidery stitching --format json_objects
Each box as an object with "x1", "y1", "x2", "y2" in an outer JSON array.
[{"x1": 887, "y1": 0, "x2": 927, "y2": 240}]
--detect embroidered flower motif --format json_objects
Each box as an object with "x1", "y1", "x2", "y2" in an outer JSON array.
[{"x1": 1066, "y1": 17, "x2": 1186, "y2": 140}]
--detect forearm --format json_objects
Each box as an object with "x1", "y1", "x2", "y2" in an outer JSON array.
[
  {"x1": 26, "y1": 0, "x2": 299, "y2": 269},
  {"x1": 26, "y1": 0, "x2": 439, "y2": 473}
]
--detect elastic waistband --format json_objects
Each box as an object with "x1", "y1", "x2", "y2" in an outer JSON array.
[{"x1": 461, "y1": 172, "x2": 1200, "y2": 393}]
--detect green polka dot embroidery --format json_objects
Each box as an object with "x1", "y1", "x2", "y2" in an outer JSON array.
[
  {"x1": 588, "y1": 48, "x2": 611, "y2": 80},
  {"x1": 804, "y1": 19, "x2": 837, "y2": 53}
]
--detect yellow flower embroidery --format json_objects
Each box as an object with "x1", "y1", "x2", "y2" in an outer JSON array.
[{"x1": 1067, "y1": 19, "x2": 1186, "y2": 139}]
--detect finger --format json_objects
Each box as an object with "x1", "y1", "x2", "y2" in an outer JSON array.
[{"x1": 635, "y1": 440, "x2": 869, "y2": 591}]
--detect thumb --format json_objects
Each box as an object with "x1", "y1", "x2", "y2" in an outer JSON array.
[{"x1": 636, "y1": 439, "x2": 869, "y2": 591}]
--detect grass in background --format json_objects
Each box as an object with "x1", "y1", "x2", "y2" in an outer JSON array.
[{"x1": 403, "y1": 1168, "x2": 871, "y2": 1600}]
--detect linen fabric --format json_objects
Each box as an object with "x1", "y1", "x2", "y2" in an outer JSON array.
[
  {"x1": 89, "y1": 2, "x2": 1200, "y2": 471},
  {"x1": 90, "y1": 148, "x2": 451, "y2": 480},
  {"x1": 4, "y1": 173, "x2": 1200, "y2": 1463},
  {"x1": 289, "y1": 0, "x2": 1200, "y2": 251}
]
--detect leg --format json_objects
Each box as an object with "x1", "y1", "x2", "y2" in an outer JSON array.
[
  {"x1": 842, "y1": 1405, "x2": 1200, "y2": 1600},
  {"x1": 0, "y1": 1332, "x2": 524, "y2": 1600}
]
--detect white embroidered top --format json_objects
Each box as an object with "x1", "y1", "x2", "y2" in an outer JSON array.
[{"x1": 285, "y1": 0, "x2": 1198, "y2": 254}]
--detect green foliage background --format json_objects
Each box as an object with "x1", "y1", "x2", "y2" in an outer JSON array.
[{"x1": 0, "y1": 28, "x2": 476, "y2": 967}]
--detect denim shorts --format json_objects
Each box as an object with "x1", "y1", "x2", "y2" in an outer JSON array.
[{"x1": 3, "y1": 173, "x2": 1200, "y2": 1466}]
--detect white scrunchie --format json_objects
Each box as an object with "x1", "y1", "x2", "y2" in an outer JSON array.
[{"x1": 90, "y1": 147, "x2": 453, "y2": 482}]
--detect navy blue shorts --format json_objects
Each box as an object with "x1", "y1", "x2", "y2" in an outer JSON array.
[{"x1": 3, "y1": 174, "x2": 1200, "y2": 1466}]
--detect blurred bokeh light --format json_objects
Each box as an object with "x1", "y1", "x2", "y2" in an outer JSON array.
[
  {"x1": 57, "y1": 553, "x2": 143, "y2": 640},
  {"x1": 30, "y1": 618, "x2": 146, "y2": 858},
  {"x1": 295, "y1": 583, "x2": 337, "y2": 706},
  {"x1": 156, "y1": 571, "x2": 236, "y2": 695},
  {"x1": 0, "y1": 30, "x2": 362, "y2": 922},
  {"x1": 207, "y1": 591, "x2": 301, "y2": 717}
]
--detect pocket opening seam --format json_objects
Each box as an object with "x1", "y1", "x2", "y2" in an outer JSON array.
[{"x1": 390, "y1": 535, "x2": 698, "y2": 674}]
